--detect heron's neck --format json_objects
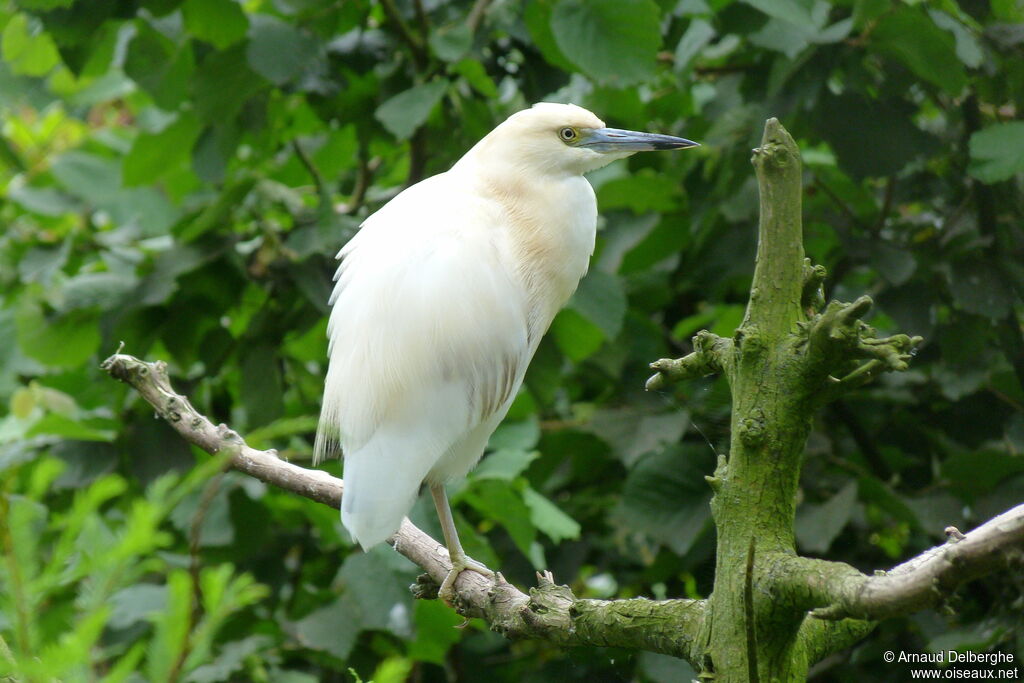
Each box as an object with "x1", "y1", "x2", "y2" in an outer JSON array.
[{"x1": 465, "y1": 162, "x2": 597, "y2": 345}]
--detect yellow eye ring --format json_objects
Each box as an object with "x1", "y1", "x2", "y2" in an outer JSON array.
[{"x1": 559, "y1": 127, "x2": 577, "y2": 142}]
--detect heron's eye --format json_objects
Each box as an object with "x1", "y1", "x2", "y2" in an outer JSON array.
[{"x1": 559, "y1": 127, "x2": 577, "y2": 142}]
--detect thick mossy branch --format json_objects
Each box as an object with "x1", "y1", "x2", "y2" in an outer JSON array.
[
  {"x1": 646, "y1": 330, "x2": 733, "y2": 390},
  {"x1": 101, "y1": 351, "x2": 707, "y2": 664},
  {"x1": 745, "y1": 117, "x2": 805, "y2": 336},
  {"x1": 694, "y1": 118, "x2": 815, "y2": 682},
  {"x1": 797, "y1": 617, "x2": 876, "y2": 665},
  {"x1": 765, "y1": 504, "x2": 1024, "y2": 622},
  {"x1": 678, "y1": 120, "x2": 932, "y2": 681}
]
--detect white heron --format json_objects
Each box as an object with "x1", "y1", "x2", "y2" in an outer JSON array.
[{"x1": 315, "y1": 102, "x2": 697, "y2": 600}]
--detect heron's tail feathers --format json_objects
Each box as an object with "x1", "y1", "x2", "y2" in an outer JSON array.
[{"x1": 340, "y1": 434, "x2": 433, "y2": 549}]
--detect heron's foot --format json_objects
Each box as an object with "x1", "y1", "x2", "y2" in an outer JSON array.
[{"x1": 438, "y1": 552, "x2": 494, "y2": 605}]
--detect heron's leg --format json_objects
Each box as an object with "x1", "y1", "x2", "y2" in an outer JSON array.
[{"x1": 429, "y1": 483, "x2": 493, "y2": 603}]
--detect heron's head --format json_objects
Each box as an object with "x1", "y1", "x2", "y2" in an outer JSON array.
[{"x1": 476, "y1": 102, "x2": 698, "y2": 177}]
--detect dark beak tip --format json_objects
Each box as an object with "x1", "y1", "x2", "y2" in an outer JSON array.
[{"x1": 665, "y1": 139, "x2": 700, "y2": 150}]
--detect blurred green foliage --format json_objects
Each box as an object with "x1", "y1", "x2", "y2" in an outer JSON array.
[{"x1": 0, "y1": 0, "x2": 1021, "y2": 681}]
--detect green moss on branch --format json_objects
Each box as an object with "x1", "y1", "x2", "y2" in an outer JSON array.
[{"x1": 646, "y1": 330, "x2": 733, "y2": 390}]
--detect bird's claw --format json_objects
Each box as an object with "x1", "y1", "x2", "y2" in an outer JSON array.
[{"x1": 438, "y1": 553, "x2": 494, "y2": 605}]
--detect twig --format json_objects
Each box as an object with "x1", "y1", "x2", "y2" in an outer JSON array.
[
  {"x1": 412, "y1": 0, "x2": 430, "y2": 40},
  {"x1": 291, "y1": 139, "x2": 330, "y2": 207},
  {"x1": 812, "y1": 176, "x2": 868, "y2": 231},
  {"x1": 341, "y1": 148, "x2": 377, "y2": 215},
  {"x1": 379, "y1": 0, "x2": 428, "y2": 68},
  {"x1": 467, "y1": 0, "x2": 491, "y2": 34},
  {"x1": 869, "y1": 177, "x2": 895, "y2": 235},
  {"x1": 407, "y1": 127, "x2": 429, "y2": 187},
  {"x1": 828, "y1": 401, "x2": 890, "y2": 480}
]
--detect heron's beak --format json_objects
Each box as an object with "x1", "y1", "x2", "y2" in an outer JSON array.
[{"x1": 579, "y1": 127, "x2": 699, "y2": 152}]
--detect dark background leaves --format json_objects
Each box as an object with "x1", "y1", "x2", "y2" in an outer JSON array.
[{"x1": 0, "y1": 0, "x2": 1022, "y2": 681}]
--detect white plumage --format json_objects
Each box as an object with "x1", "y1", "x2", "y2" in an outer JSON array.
[{"x1": 315, "y1": 103, "x2": 696, "y2": 598}]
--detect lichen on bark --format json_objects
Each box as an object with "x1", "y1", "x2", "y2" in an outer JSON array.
[{"x1": 649, "y1": 119, "x2": 923, "y2": 680}]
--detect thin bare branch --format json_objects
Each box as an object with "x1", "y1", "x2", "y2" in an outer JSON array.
[
  {"x1": 379, "y1": 0, "x2": 428, "y2": 68},
  {"x1": 100, "y1": 351, "x2": 707, "y2": 662},
  {"x1": 765, "y1": 505, "x2": 1024, "y2": 621},
  {"x1": 467, "y1": 0, "x2": 491, "y2": 34}
]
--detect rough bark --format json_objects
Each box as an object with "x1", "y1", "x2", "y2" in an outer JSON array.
[{"x1": 646, "y1": 120, "x2": 924, "y2": 680}]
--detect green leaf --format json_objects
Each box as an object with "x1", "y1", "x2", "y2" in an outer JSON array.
[
  {"x1": 187, "y1": 636, "x2": 271, "y2": 683},
  {"x1": 169, "y1": 487, "x2": 235, "y2": 546},
  {"x1": 749, "y1": 19, "x2": 812, "y2": 58},
  {"x1": 245, "y1": 14, "x2": 319, "y2": 85},
  {"x1": 407, "y1": 601, "x2": 464, "y2": 665},
  {"x1": 870, "y1": 243, "x2": 916, "y2": 286},
  {"x1": 613, "y1": 445, "x2": 713, "y2": 555},
  {"x1": 947, "y1": 259, "x2": 1015, "y2": 319},
  {"x1": 524, "y1": 0, "x2": 578, "y2": 72},
  {"x1": 51, "y1": 151, "x2": 181, "y2": 236},
  {"x1": 371, "y1": 657, "x2": 414, "y2": 683},
  {"x1": 178, "y1": 176, "x2": 257, "y2": 242},
  {"x1": 587, "y1": 407, "x2": 690, "y2": 467},
  {"x1": 598, "y1": 169, "x2": 683, "y2": 213},
  {"x1": 429, "y1": 22, "x2": 472, "y2": 62},
  {"x1": 815, "y1": 94, "x2": 938, "y2": 178},
  {"x1": 968, "y1": 121, "x2": 1024, "y2": 183},
  {"x1": 943, "y1": 449, "x2": 1024, "y2": 498},
  {"x1": 17, "y1": 0, "x2": 74, "y2": 8},
  {"x1": 740, "y1": 0, "x2": 816, "y2": 30},
  {"x1": 569, "y1": 269, "x2": 627, "y2": 340},
  {"x1": 124, "y1": 20, "x2": 194, "y2": 110},
  {"x1": 16, "y1": 303, "x2": 100, "y2": 369},
  {"x1": 245, "y1": 415, "x2": 319, "y2": 450},
  {"x1": 488, "y1": 417, "x2": 541, "y2": 451},
  {"x1": 375, "y1": 80, "x2": 448, "y2": 140},
  {"x1": 551, "y1": 0, "x2": 662, "y2": 85},
  {"x1": 122, "y1": 112, "x2": 200, "y2": 186},
  {"x1": 2, "y1": 14, "x2": 61, "y2": 77},
  {"x1": 336, "y1": 548, "x2": 414, "y2": 636},
  {"x1": 193, "y1": 46, "x2": 265, "y2": 122},
  {"x1": 870, "y1": 6, "x2": 967, "y2": 96},
  {"x1": 522, "y1": 486, "x2": 581, "y2": 542},
  {"x1": 293, "y1": 596, "x2": 361, "y2": 660},
  {"x1": 50, "y1": 150, "x2": 120, "y2": 202},
  {"x1": 147, "y1": 571, "x2": 193, "y2": 682},
  {"x1": 60, "y1": 271, "x2": 136, "y2": 311},
  {"x1": 674, "y1": 19, "x2": 715, "y2": 71},
  {"x1": 462, "y1": 479, "x2": 536, "y2": 557},
  {"x1": 795, "y1": 482, "x2": 857, "y2": 554},
  {"x1": 472, "y1": 449, "x2": 539, "y2": 481},
  {"x1": 450, "y1": 59, "x2": 497, "y2": 98},
  {"x1": 551, "y1": 308, "x2": 604, "y2": 361},
  {"x1": 192, "y1": 124, "x2": 240, "y2": 183},
  {"x1": 618, "y1": 216, "x2": 689, "y2": 274},
  {"x1": 108, "y1": 584, "x2": 167, "y2": 629},
  {"x1": 25, "y1": 414, "x2": 115, "y2": 442},
  {"x1": 240, "y1": 344, "x2": 283, "y2": 428},
  {"x1": 928, "y1": 9, "x2": 983, "y2": 68},
  {"x1": 182, "y1": 0, "x2": 249, "y2": 49},
  {"x1": 6, "y1": 183, "x2": 83, "y2": 217}
]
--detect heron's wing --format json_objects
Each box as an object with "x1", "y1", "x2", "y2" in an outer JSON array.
[{"x1": 315, "y1": 175, "x2": 530, "y2": 547}]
